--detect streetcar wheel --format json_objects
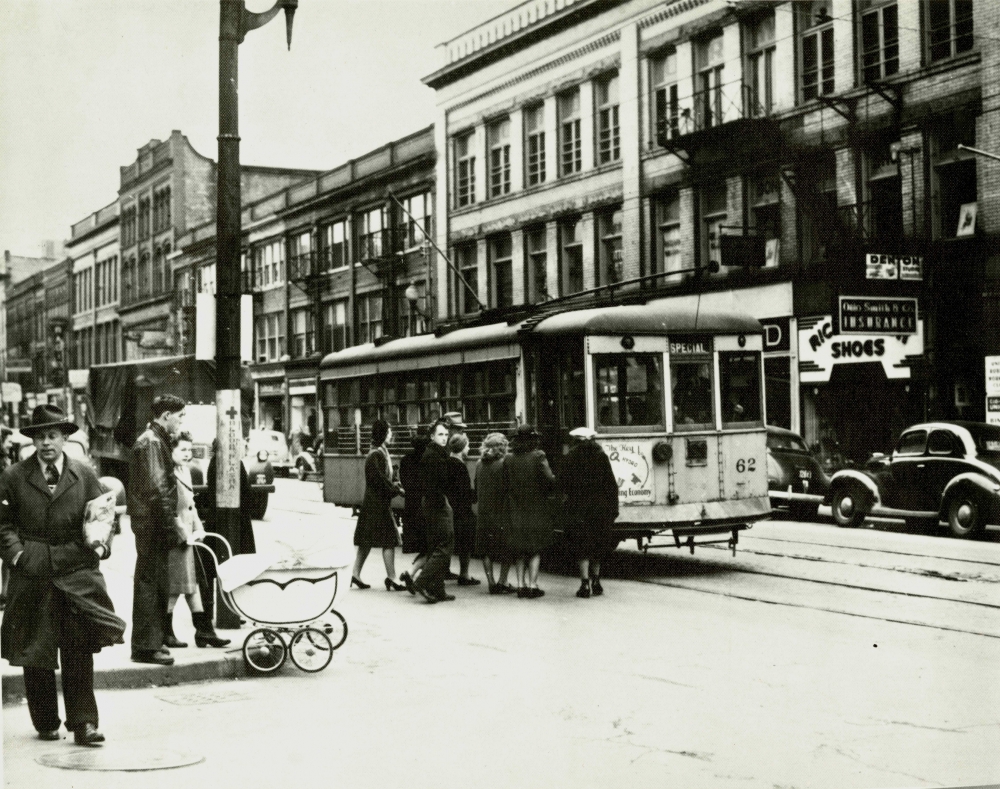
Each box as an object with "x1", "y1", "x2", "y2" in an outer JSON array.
[
  {"x1": 325, "y1": 609, "x2": 348, "y2": 651},
  {"x1": 242, "y1": 628, "x2": 286, "y2": 674},
  {"x1": 831, "y1": 487, "x2": 866, "y2": 528},
  {"x1": 947, "y1": 492, "x2": 984, "y2": 539},
  {"x1": 289, "y1": 628, "x2": 334, "y2": 672}
]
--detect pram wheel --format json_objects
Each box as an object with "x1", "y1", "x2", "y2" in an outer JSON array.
[
  {"x1": 289, "y1": 628, "x2": 334, "y2": 672},
  {"x1": 243, "y1": 628, "x2": 287, "y2": 674},
  {"x1": 326, "y1": 609, "x2": 348, "y2": 651}
]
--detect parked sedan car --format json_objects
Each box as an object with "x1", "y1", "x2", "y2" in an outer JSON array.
[
  {"x1": 766, "y1": 426, "x2": 831, "y2": 520},
  {"x1": 247, "y1": 429, "x2": 292, "y2": 476},
  {"x1": 825, "y1": 421, "x2": 1000, "y2": 538}
]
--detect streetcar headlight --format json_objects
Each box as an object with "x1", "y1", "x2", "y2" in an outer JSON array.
[{"x1": 257, "y1": 450, "x2": 269, "y2": 462}]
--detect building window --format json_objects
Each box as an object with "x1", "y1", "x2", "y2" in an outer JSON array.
[
  {"x1": 799, "y1": 2, "x2": 834, "y2": 101},
  {"x1": 122, "y1": 256, "x2": 136, "y2": 303},
  {"x1": 138, "y1": 251, "x2": 151, "y2": 298},
  {"x1": 695, "y1": 33, "x2": 725, "y2": 130},
  {"x1": 558, "y1": 88, "x2": 582, "y2": 176},
  {"x1": 197, "y1": 262, "x2": 216, "y2": 295},
  {"x1": 525, "y1": 105, "x2": 546, "y2": 186},
  {"x1": 746, "y1": 11, "x2": 776, "y2": 117},
  {"x1": 455, "y1": 244, "x2": 479, "y2": 315},
  {"x1": 153, "y1": 246, "x2": 164, "y2": 294},
  {"x1": 597, "y1": 208, "x2": 623, "y2": 286},
  {"x1": 255, "y1": 312, "x2": 285, "y2": 363},
  {"x1": 399, "y1": 282, "x2": 427, "y2": 338},
  {"x1": 290, "y1": 230, "x2": 312, "y2": 279},
  {"x1": 927, "y1": 0, "x2": 973, "y2": 62},
  {"x1": 595, "y1": 73, "x2": 620, "y2": 165},
  {"x1": 866, "y1": 135, "x2": 903, "y2": 241},
  {"x1": 455, "y1": 131, "x2": 476, "y2": 208},
  {"x1": 153, "y1": 185, "x2": 171, "y2": 233},
  {"x1": 488, "y1": 119, "x2": 511, "y2": 198},
  {"x1": 401, "y1": 192, "x2": 431, "y2": 249},
  {"x1": 322, "y1": 219, "x2": 347, "y2": 271},
  {"x1": 489, "y1": 234, "x2": 513, "y2": 309},
  {"x1": 702, "y1": 181, "x2": 728, "y2": 270},
  {"x1": 651, "y1": 52, "x2": 679, "y2": 146},
  {"x1": 798, "y1": 154, "x2": 838, "y2": 263},
  {"x1": 356, "y1": 292, "x2": 383, "y2": 344},
  {"x1": 358, "y1": 206, "x2": 386, "y2": 261},
  {"x1": 560, "y1": 218, "x2": 584, "y2": 295},
  {"x1": 933, "y1": 113, "x2": 977, "y2": 239},
  {"x1": 323, "y1": 299, "x2": 348, "y2": 352},
  {"x1": 860, "y1": 2, "x2": 899, "y2": 83},
  {"x1": 122, "y1": 206, "x2": 136, "y2": 247},
  {"x1": 138, "y1": 197, "x2": 151, "y2": 241},
  {"x1": 291, "y1": 307, "x2": 315, "y2": 358},
  {"x1": 750, "y1": 174, "x2": 781, "y2": 244},
  {"x1": 525, "y1": 227, "x2": 548, "y2": 303},
  {"x1": 655, "y1": 192, "x2": 682, "y2": 278},
  {"x1": 254, "y1": 239, "x2": 283, "y2": 288}
]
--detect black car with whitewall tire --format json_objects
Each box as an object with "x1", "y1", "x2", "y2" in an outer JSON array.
[
  {"x1": 766, "y1": 426, "x2": 831, "y2": 520},
  {"x1": 824, "y1": 421, "x2": 1000, "y2": 538}
]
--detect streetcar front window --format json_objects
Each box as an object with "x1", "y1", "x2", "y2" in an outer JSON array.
[
  {"x1": 595, "y1": 353, "x2": 664, "y2": 432},
  {"x1": 671, "y1": 360, "x2": 714, "y2": 431},
  {"x1": 719, "y1": 351, "x2": 763, "y2": 428}
]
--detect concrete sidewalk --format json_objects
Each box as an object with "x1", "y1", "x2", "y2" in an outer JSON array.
[{"x1": 1, "y1": 482, "x2": 356, "y2": 705}]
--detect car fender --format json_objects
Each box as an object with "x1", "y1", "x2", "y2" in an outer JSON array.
[
  {"x1": 825, "y1": 469, "x2": 880, "y2": 506},
  {"x1": 940, "y1": 472, "x2": 1000, "y2": 517}
]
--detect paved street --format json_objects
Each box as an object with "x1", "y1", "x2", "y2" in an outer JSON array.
[{"x1": 4, "y1": 478, "x2": 1000, "y2": 788}]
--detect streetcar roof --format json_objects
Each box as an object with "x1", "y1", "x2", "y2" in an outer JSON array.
[
  {"x1": 319, "y1": 303, "x2": 760, "y2": 380},
  {"x1": 526, "y1": 303, "x2": 762, "y2": 338}
]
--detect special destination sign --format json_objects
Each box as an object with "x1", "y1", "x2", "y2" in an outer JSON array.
[{"x1": 838, "y1": 296, "x2": 917, "y2": 335}]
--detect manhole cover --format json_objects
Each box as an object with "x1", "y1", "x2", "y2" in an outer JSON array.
[
  {"x1": 37, "y1": 748, "x2": 204, "y2": 771},
  {"x1": 155, "y1": 689, "x2": 251, "y2": 705}
]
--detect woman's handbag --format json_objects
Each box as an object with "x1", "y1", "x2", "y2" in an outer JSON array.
[{"x1": 83, "y1": 490, "x2": 117, "y2": 559}]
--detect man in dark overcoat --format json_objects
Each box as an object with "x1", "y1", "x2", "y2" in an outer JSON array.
[
  {"x1": 128, "y1": 394, "x2": 186, "y2": 664},
  {"x1": 0, "y1": 404, "x2": 125, "y2": 746}
]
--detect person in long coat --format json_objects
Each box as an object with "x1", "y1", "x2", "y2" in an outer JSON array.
[
  {"x1": 0, "y1": 404, "x2": 126, "y2": 746},
  {"x1": 165, "y1": 432, "x2": 206, "y2": 643},
  {"x1": 560, "y1": 427, "x2": 620, "y2": 598},
  {"x1": 411, "y1": 419, "x2": 454, "y2": 603},
  {"x1": 474, "y1": 432, "x2": 514, "y2": 594},
  {"x1": 445, "y1": 432, "x2": 480, "y2": 586},
  {"x1": 351, "y1": 418, "x2": 405, "y2": 590},
  {"x1": 503, "y1": 424, "x2": 557, "y2": 598},
  {"x1": 398, "y1": 426, "x2": 429, "y2": 590}
]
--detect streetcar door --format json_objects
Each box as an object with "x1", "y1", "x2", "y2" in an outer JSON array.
[{"x1": 528, "y1": 339, "x2": 585, "y2": 463}]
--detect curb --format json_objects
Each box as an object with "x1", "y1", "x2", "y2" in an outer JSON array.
[{"x1": 2, "y1": 651, "x2": 248, "y2": 706}]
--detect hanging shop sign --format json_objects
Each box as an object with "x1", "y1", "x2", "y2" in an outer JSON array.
[
  {"x1": 798, "y1": 315, "x2": 924, "y2": 383},
  {"x1": 838, "y1": 296, "x2": 918, "y2": 335},
  {"x1": 760, "y1": 317, "x2": 791, "y2": 353},
  {"x1": 258, "y1": 381, "x2": 285, "y2": 397},
  {"x1": 985, "y1": 356, "x2": 1000, "y2": 396},
  {"x1": 865, "y1": 253, "x2": 923, "y2": 281},
  {"x1": 987, "y1": 397, "x2": 1000, "y2": 427}
]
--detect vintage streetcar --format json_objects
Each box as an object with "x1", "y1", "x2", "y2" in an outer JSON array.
[{"x1": 318, "y1": 302, "x2": 771, "y2": 555}]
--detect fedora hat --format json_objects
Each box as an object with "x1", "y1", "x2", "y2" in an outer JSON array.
[{"x1": 21, "y1": 404, "x2": 79, "y2": 438}]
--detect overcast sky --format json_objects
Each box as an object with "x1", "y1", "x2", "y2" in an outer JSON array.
[{"x1": 0, "y1": 0, "x2": 515, "y2": 257}]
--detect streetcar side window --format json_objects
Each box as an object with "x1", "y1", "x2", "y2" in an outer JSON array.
[
  {"x1": 594, "y1": 353, "x2": 665, "y2": 432},
  {"x1": 719, "y1": 351, "x2": 763, "y2": 428},
  {"x1": 671, "y1": 359, "x2": 714, "y2": 432}
]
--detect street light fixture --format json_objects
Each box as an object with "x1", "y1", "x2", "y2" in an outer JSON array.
[{"x1": 214, "y1": 0, "x2": 298, "y2": 626}]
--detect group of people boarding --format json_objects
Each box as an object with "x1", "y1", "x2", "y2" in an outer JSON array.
[{"x1": 351, "y1": 414, "x2": 620, "y2": 603}]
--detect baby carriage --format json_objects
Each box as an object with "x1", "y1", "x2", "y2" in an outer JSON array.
[{"x1": 195, "y1": 534, "x2": 349, "y2": 674}]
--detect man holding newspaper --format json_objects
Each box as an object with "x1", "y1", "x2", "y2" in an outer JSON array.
[{"x1": 0, "y1": 404, "x2": 125, "y2": 747}]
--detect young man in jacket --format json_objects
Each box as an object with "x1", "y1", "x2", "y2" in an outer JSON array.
[{"x1": 128, "y1": 394, "x2": 186, "y2": 665}]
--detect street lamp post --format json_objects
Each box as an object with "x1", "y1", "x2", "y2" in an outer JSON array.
[{"x1": 215, "y1": 0, "x2": 297, "y2": 626}]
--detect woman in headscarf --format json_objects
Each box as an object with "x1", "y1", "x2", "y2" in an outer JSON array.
[
  {"x1": 351, "y1": 418, "x2": 405, "y2": 590},
  {"x1": 503, "y1": 424, "x2": 556, "y2": 598},
  {"x1": 474, "y1": 432, "x2": 514, "y2": 594}
]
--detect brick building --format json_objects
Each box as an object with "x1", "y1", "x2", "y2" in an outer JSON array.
[
  {"x1": 173, "y1": 126, "x2": 435, "y2": 439},
  {"x1": 422, "y1": 0, "x2": 998, "y2": 464}
]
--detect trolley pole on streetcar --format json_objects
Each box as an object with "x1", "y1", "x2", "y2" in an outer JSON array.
[{"x1": 215, "y1": 0, "x2": 298, "y2": 627}]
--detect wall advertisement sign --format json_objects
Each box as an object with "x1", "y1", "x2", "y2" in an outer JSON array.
[
  {"x1": 839, "y1": 296, "x2": 918, "y2": 335},
  {"x1": 601, "y1": 440, "x2": 654, "y2": 505},
  {"x1": 798, "y1": 315, "x2": 924, "y2": 383},
  {"x1": 985, "y1": 356, "x2": 1000, "y2": 396},
  {"x1": 986, "y1": 396, "x2": 1000, "y2": 427},
  {"x1": 865, "y1": 253, "x2": 923, "y2": 281}
]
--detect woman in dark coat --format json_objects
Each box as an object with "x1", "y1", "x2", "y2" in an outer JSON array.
[
  {"x1": 503, "y1": 424, "x2": 557, "y2": 598},
  {"x1": 560, "y1": 427, "x2": 620, "y2": 598},
  {"x1": 0, "y1": 404, "x2": 126, "y2": 746},
  {"x1": 399, "y1": 426, "x2": 429, "y2": 557},
  {"x1": 445, "y1": 433, "x2": 479, "y2": 586},
  {"x1": 351, "y1": 419, "x2": 405, "y2": 590},
  {"x1": 474, "y1": 432, "x2": 513, "y2": 594},
  {"x1": 411, "y1": 419, "x2": 454, "y2": 603}
]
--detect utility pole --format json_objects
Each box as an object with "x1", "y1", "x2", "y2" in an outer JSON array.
[{"x1": 215, "y1": 0, "x2": 298, "y2": 626}]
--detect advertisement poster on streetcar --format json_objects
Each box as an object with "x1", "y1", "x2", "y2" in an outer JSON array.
[{"x1": 601, "y1": 441, "x2": 654, "y2": 504}]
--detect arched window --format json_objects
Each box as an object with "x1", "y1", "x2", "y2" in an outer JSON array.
[{"x1": 138, "y1": 251, "x2": 150, "y2": 298}]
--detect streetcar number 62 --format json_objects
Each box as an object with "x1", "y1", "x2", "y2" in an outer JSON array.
[{"x1": 735, "y1": 458, "x2": 756, "y2": 473}]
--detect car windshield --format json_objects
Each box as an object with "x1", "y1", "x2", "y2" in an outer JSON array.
[{"x1": 767, "y1": 432, "x2": 809, "y2": 453}]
